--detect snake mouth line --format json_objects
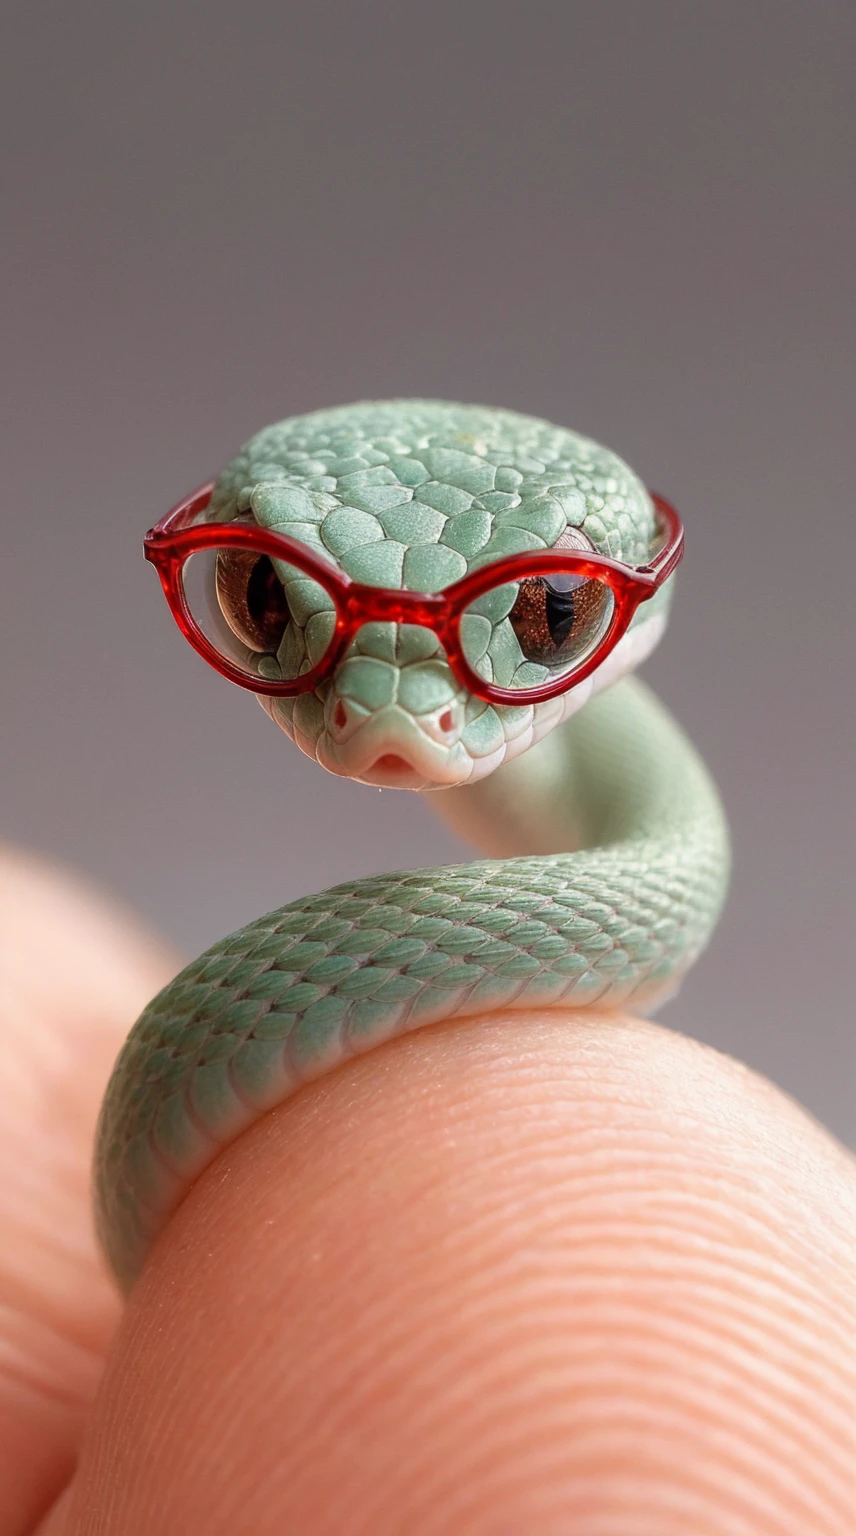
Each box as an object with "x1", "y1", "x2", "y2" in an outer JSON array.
[
  {"x1": 362, "y1": 753, "x2": 426, "y2": 788},
  {"x1": 315, "y1": 720, "x2": 479, "y2": 790}
]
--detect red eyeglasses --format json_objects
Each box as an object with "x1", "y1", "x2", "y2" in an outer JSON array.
[{"x1": 144, "y1": 480, "x2": 683, "y2": 707}]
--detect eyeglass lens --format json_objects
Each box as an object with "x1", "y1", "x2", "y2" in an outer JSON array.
[
  {"x1": 459, "y1": 571, "x2": 615, "y2": 691},
  {"x1": 181, "y1": 544, "x2": 337, "y2": 684}
]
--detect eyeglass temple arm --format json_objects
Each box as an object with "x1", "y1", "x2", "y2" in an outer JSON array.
[
  {"x1": 634, "y1": 494, "x2": 684, "y2": 582},
  {"x1": 146, "y1": 480, "x2": 217, "y2": 543}
]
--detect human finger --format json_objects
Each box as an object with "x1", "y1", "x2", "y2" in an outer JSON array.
[
  {"x1": 52, "y1": 1009, "x2": 856, "y2": 1536},
  {"x1": 0, "y1": 846, "x2": 177, "y2": 1535}
]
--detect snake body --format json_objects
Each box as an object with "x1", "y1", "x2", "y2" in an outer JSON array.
[{"x1": 95, "y1": 401, "x2": 729, "y2": 1288}]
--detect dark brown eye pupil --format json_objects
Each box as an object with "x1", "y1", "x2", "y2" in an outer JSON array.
[
  {"x1": 215, "y1": 548, "x2": 290, "y2": 653},
  {"x1": 544, "y1": 581, "x2": 577, "y2": 647}
]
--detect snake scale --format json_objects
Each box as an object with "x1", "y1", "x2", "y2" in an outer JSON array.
[{"x1": 94, "y1": 401, "x2": 730, "y2": 1289}]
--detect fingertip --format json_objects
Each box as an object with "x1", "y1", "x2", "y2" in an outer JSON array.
[{"x1": 63, "y1": 1013, "x2": 856, "y2": 1535}]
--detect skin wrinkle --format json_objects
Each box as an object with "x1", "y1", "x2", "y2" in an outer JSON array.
[
  {"x1": 292, "y1": 1147, "x2": 856, "y2": 1467},
  {"x1": 244, "y1": 1227, "x2": 854, "y2": 1505},
  {"x1": 393, "y1": 1392, "x2": 839, "y2": 1528},
  {"x1": 0, "y1": 1309, "x2": 106, "y2": 1410},
  {"x1": 61, "y1": 1013, "x2": 856, "y2": 1536},
  {"x1": 260, "y1": 1275, "x2": 849, "y2": 1486}
]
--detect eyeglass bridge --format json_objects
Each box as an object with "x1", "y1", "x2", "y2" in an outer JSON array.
[{"x1": 342, "y1": 586, "x2": 450, "y2": 625}]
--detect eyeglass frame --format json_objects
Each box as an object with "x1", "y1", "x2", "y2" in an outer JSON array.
[{"x1": 144, "y1": 479, "x2": 684, "y2": 707}]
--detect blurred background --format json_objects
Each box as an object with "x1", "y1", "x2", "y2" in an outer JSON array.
[{"x1": 1, "y1": 1, "x2": 853, "y2": 1142}]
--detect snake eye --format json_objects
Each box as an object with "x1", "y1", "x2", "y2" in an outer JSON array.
[
  {"x1": 459, "y1": 527, "x2": 616, "y2": 692},
  {"x1": 508, "y1": 570, "x2": 612, "y2": 668},
  {"x1": 214, "y1": 547, "x2": 291, "y2": 653},
  {"x1": 180, "y1": 539, "x2": 338, "y2": 687}
]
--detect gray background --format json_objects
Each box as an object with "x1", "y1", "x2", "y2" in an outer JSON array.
[{"x1": 2, "y1": 2, "x2": 853, "y2": 1142}]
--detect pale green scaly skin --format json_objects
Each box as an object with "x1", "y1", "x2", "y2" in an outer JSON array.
[{"x1": 95, "y1": 401, "x2": 729, "y2": 1288}]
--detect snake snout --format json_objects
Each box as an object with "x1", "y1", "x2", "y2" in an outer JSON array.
[{"x1": 319, "y1": 658, "x2": 472, "y2": 788}]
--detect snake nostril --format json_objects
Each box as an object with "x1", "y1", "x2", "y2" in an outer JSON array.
[
  {"x1": 333, "y1": 700, "x2": 347, "y2": 731},
  {"x1": 439, "y1": 709, "x2": 454, "y2": 733}
]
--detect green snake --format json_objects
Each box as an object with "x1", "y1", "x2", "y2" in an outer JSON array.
[{"x1": 94, "y1": 400, "x2": 730, "y2": 1289}]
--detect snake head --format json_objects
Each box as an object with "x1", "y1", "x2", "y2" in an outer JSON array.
[{"x1": 210, "y1": 402, "x2": 672, "y2": 791}]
